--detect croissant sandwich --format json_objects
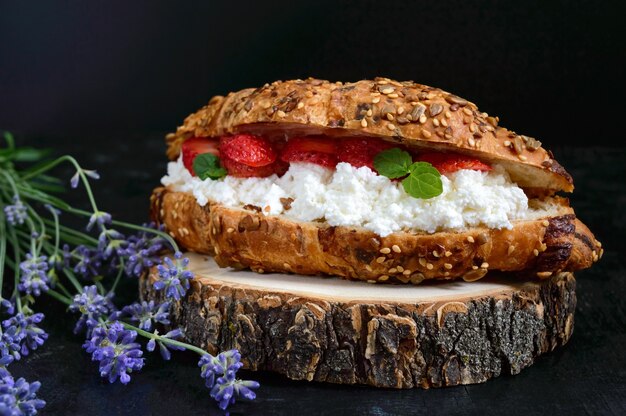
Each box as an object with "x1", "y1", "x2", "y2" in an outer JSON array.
[{"x1": 151, "y1": 77, "x2": 602, "y2": 284}]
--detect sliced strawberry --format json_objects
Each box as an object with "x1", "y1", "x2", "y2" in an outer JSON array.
[
  {"x1": 418, "y1": 152, "x2": 492, "y2": 174},
  {"x1": 280, "y1": 137, "x2": 338, "y2": 168},
  {"x1": 337, "y1": 138, "x2": 397, "y2": 170},
  {"x1": 181, "y1": 137, "x2": 220, "y2": 174},
  {"x1": 221, "y1": 156, "x2": 288, "y2": 178},
  {"x1": 219, "y1": 134, "x2": 276, "y2": 167}
]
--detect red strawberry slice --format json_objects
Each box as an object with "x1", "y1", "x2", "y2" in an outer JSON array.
[
  {"x1": 221, "y1": 156, "x2": 289, "y2": 178},
  {"x1": 219, "y1": 134, "x2": 276, "y2": 167},
  {"x1": 337, "y1": 138, "x2": 397, "y2": 170},
  {"x1": 418, "y1": 152, "x2": 492, "y2": 174},
  {"x1": 280, "y1": 137, "x2": 338, "y2": 168},
  {"x1": 181, "y1": 137, "x2": 220, "y2": 175}
]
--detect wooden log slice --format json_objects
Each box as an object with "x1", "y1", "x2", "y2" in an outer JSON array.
[{"x1": 140, "y1": 252, "x2": 576, "y2": 389}]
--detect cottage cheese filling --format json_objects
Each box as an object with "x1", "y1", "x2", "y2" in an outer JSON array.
[{"x1": 162, "y1": 156, "x2": 537, "y2": 237}]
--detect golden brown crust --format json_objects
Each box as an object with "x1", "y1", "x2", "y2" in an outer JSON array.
[
  {"x1": 165, "y1": 77, "x2": 573, "y2": 192},
  {"x1": 151, "y1": 188, "x2": 601, "y2": 284}
]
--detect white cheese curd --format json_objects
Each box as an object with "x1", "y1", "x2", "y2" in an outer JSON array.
[{"x1": 161, "y1": 156, "x2": 536, "y2": 237}]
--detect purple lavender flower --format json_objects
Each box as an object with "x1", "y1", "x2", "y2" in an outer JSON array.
[
  {"x1": 3, "y1": 196, "x2": 27, "y2": 226},
  {"x1": 211, "y1": 369, "x2": 260, "y2": 410},
  {"x1": 71, "y1": 245, "x2": 104, "y2": 279},
  {"x1": 83, "y1": 321, "x2": 144, "y2": 384},
  {"x1": 153, "y1": 252, "x2": 194, "y2": 301},
  {"x1": 69, "y1": 286, "x2": 115, "y2": 335},
  {"x1": 0, "y1": 369, "x2": 46, "y2": 415},
  {"x1": 86, "y1": 211, "x2": 112, "y2": 231},
  {"x1": 198, "y1": 350, "x2": 259, "y2": 410},
  {"x1": 0, "y1": 325, "x2": 22, "y2": 365},
  {"x1": 0, "y1": 300, "x2": 14, "y2": 315},
  {"x1": 70, "y1": 169, "x2": 99, "y2": 189},
  {"x1": 121, "y1": 301, "x2": 170, "y2": 331},
  {"x1": 146, "y1": 328, "x2": 185, "y2": 361},
  {"x1": 2, "y1": 313, "x2": 48, "y2": 357},
  {"x1": 97, "y1": 229, "x2": 126, "y2": 260},
  {"x1": 118, "y1": 224, "x2": 166, "y2": 277},
  {"x1": 18, "y1": 254, "x2": 50, "y2": 297}
]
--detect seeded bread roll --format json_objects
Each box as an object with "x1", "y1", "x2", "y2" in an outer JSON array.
[
  {"x1": 150, "y1": 188, "x2": 602, "y2": 284},
  {"x1": 165, "y1": 77, "x2": 572, "y2": 194}
]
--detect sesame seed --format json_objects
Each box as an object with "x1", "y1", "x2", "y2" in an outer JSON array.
[
  {"x1": 227, "y1": 227, "x2": 234, "y2": 233},
  {"x1": 426, "y1": 263, "x2": 434, "y2": 270},
  {"x1": 283, "y1": 263, "x2": 291, "y2": 269},
  {"x1": 372, "y1": 97, "x2": 380, "y2": 104},
  {"x1": 403, "y1": 269, "x2": 412, "y2": 275},
  {"x1": 444, "y1": 263, "x2": 453, "y2": 270},
  {"x1": 468, "y1": 137, "x2": 476, "y2": 147},
  {"x1": 518, "y1": 155, "x2": 528, "y2": 161},
  {"x1": 388, "y1": 93, "x2": 399, "y2": 98},
  {"x1": 542, "y1": 220, "x2": 549, "y2": 227},
  {"x1": 507, "y1": 245, "x2": 515, "y2": 255},
  {"x1": 536, "y1": 271, "x2": 553, "y2": 279},
  {"x1": 276, "y1": 110, "x2": 286, "y2": 118},
  {"x1": 432, "y1": 250, "x2": 440, "y2": 258},
  {"x1": 467, "y1": 236, "x2": 475, "y2": 243},
  {"x1": 172, "y1": 211, "x2": 178, "y2": 219},
  {"x1": 440, "y1": 118, "x2": 448, "y2": 127},
  {"x1": 297, "y1": 102, "x2": 304, "y2": 109},
  {"x1": 366, "y1": 109, "x2": 373, "y2": 117},
  {"x1": 257, "y1": 269, "x2": 264, "y2": 274},
  {"x1": 397, "y1": 265, "x2": 404, "y2": 272},
  {"x1": 367, "y1": 280, "x2": 377, "y2": 284},
  {"x1": 445, "y1": 111, "x2": 452, "y2": 119},
  {"x1": 388, "y1": 268, "x2": 398, "y2": 274},
  {"x1": 159, "y1": 209, "x2": 164, "y2": 217},
  {"x1": 365, "y1": 265, "x2": 373, "y2": 272},
  {"x1": 433, "y1": 119, "x2": 440, "y2": 127},
  {"x1": 480, "y1": 262, "x2": 489, "y2": 269},
  {"x1": 361, "y1": 118, "x2": 368, "y2": 128},
  {"x1": 378, "y1": 275, "x2": 390, "y2": 282},
  {"x1": 386, "y1": 113, "x2": 394, "y2": 121},
  {"x1": 463, "y1": 108, "x2": 473, "y2": 116},
  {"x1": 533, "y1": 249, "x2": 539, "y2": 256},
  {"x1": 381, "y1": 86, "x2": 394, "y2": 94},
  {"x1": 380, "y1": 247, "x2": 391, "y2": 254},
  {"x1": 419, "y1": 258, "x2": 427, "y2": 267},
  {"x1": 444, "y1": 272, "x2": 450, "y2": 276},
  {"x1": 422, "y1": 130, "x2": 432, "y2": 139},
  {"x1": 305, "y1": 91, "x2": 314, "y2": 98},
  {"x1": 540, "y1": 243, "x2": 547, "y2": 252},
  {"x1": 376, "y1": 256, "x2": 386, "y2": 263},
  {"x1": 169, "y1": 231, "x2": 176, "y2": 237},
  {"x1": 261, "y1": 101, "x2": 271, "y2": 109},
  {"x1": 392, "y1": 244, "x2": 401, "y2": 253},
  {"x1": 504, "y1": 140, "x2": 511, "y2": 146},
  {"x1": 377, "y1": 80, "x2": 389, "y2": 85},
  {"x1": 397, "y1": 107, "x2": 405, "y2": 115},
  {"x1": 386, "y1": 123, "x2": 395, "y2": 131},
  {"x1": 445, "y1": 251, "x2": 452, "y2": 257},
  {"x1": 472, "y1": 265, "x2": 478, "y2": 270},
  {"x1": 419, "y1": 114, "x2": 427, "y2": 124}
]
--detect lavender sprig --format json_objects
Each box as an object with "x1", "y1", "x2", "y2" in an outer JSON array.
[
  {"x1": 0, "y1": 133, "x2": 259, "y2": 411},
  {"x1": 0, "y1": 368, "x2": 46, "y2": 416}
]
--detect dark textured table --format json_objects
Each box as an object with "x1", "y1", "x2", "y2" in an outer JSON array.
[{"x1": 8, "y1": 135, "x2": 626, "y2": 415}]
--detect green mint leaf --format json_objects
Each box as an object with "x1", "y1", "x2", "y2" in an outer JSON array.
[
  {"x1": 193, "y1": 153, "x2": 227, "y2": 180},
  {"x1": 401, "y1": 162, "x2": 443, "y2": 199},
  {"x1": 373, "y1": 148, "x2": 413, "y2": 179}
]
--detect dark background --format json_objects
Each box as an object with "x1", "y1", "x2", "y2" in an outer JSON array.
[
  {"x1": 1, "y1": 0, "x2": 625, "y2": 145},
  {"x1": 2, "y1": 1, "x2": 625, "y2": 415}
]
